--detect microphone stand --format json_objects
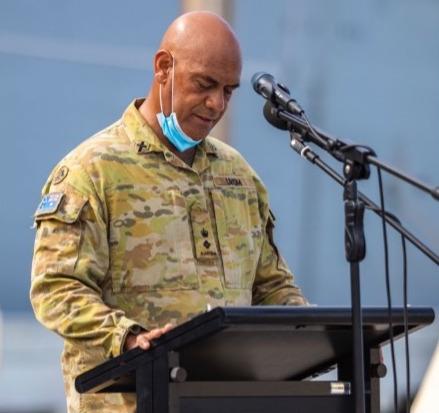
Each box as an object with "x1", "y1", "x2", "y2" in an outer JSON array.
[
  {"x1": 274, "y1": 107, "x2": 439, "y2": 265},
  {"x1": 277, "y1": 110, "x2": 439, "y2": 413},
  {"x1": 290, "y1": 133, "x2": 367, "y2": 413}
]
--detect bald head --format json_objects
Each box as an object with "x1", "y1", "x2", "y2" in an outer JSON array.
[
  {"x1": 159, "y1": 11, "x2": 241, "y2": 67},
  {"x1": 140, "y1": 11, "x2": 242, "y2": 153}
]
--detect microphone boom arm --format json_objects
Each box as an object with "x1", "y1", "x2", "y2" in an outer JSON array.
[
  {"x1": 275, "y1": 107, "x2": 439, "y2": 201},
  {"x1": 280, "y1": 110, "x2": 439, "y2": 266}
]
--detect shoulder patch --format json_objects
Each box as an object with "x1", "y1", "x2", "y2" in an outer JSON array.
[
  {"x1": 52, "y1": 165, "x2": 69, "y2": 185},
  {"x1": 35, "y1": 192, "x2": 64, "y2": 216}
]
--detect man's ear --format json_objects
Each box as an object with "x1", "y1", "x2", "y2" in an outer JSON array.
[{"x1": 154, "y1": 50, "x2": 173, "y2": 85}]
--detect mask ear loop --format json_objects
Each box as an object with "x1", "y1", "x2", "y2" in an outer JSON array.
[
  {"x1": 170, "y1": 54, "x2": 175, "y2": 114},
  {"x1": 158, "y1": 54, "x2": 175, "y2": 116},
  {"x1": 159, "y1": 84, "x2": 164, "y2": 114}
]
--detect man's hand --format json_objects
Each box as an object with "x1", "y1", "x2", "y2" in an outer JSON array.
[{"x1": 124, "y1": 323, "x2": 174, "y2": 351}]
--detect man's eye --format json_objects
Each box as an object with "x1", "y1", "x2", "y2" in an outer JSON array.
[{"x1": 197, "y1": 81, "x2": 210, "y2": 89}]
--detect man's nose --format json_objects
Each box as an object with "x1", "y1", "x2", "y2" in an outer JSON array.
[{"x1": 205, "y1": 89, "x2": 225, "y2": 113}]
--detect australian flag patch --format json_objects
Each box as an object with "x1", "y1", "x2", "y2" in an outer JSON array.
[{"x1": 35, "y1": 192, "x2": 64, "y2": 216}]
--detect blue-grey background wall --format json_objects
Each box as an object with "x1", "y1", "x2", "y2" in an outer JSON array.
[{"x1": 1, "y1": 1, "x2": 438, "y2": 412}]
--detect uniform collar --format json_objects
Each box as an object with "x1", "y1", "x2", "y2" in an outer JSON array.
[
  {"x1": 122, "y1": 99, "x2": 218, "y2": 169},
  {"x1": 122, "y1": 98, "x2": 169, "y2": 154}
]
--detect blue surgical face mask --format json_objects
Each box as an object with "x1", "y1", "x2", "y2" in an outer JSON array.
[{"x1": 156, "y1": 56, "x2": 201, "y2": 152}]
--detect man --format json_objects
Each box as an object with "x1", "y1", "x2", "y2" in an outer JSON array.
[{"x1": 30, "y1": 11, "x2": 307, "y2": 413}]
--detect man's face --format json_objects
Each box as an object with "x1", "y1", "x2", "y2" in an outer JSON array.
[{"x1": 164, "y1": 53, "x2": 241, "y2": 140}]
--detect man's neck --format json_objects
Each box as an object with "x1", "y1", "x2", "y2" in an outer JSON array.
[{"x1": 178, "y1": 148, "x2": 196, "y2": 166}]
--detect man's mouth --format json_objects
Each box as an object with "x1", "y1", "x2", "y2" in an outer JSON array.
[{"x1": 193, "y1": 114, "x2": 216, "y2": 124}]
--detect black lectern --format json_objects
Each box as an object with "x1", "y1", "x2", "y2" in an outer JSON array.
[{"x1": 75, "y1": 306, "x2": 434, "y2": 413}]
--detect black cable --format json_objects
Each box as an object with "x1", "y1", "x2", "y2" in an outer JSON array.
[
  {"x1": 402, "y1": 234, "x2": 410, "y2": 412},
  {"x1": 365, "y1": 204, "x2": 411, "y2": 412},
  {"x1": 377, "y1": 166, "x2": 398, "y2": 413},
  {"x1": 364, "y1": 205, "x2": 401, "y2": 224},
  {"x1": 301, "y1": 111, "x2": 333, "y2": 151}
]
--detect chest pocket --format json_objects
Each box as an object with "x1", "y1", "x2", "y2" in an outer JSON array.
[
  {"x1": 210, "y1": 186, "x2": 263, "y2": 289},
  {"x1": 109, "y1": 188, "x2": 199, "y2": 293}
]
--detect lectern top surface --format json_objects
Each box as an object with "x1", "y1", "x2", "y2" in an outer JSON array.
[{"x1": 75, "y1": 306, "x2": 434, "y2": 393}]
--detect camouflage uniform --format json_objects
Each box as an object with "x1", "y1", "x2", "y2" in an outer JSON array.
[{"x1": 30, "y1": 99, "x2": 307, "y2": 413}]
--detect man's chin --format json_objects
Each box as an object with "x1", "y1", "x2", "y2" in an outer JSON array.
[
  {"x1": 183, "y1": 126, "x2": 212, "y2": 141},
  {"x1": 186, "y1": 115, "x2": 218, "y2": 138}
]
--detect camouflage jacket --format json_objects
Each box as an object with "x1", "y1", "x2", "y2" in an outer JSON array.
[{"x1": 30, "y1": 99, "x2": 307, "y2": 413}]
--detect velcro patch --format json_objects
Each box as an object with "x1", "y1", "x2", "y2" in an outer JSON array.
[
  {"x1": 35, "y1": 192, "x2": 64, "y2": 216},
  {"x1": 213, "y1": 176, "x2": 254, "y2": 188}
]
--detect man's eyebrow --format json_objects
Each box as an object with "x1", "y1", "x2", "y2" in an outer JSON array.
[{"x1": 196, "y1": 74, "x2": 240, "y2": 89}]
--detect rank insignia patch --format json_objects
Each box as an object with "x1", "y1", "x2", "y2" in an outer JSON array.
[
  {"x1": 35, "y1": 192, "x2": 64, "y2": 216},
  {"x1": 52, "y1": 165, "x2": 69, "y2": 185}
]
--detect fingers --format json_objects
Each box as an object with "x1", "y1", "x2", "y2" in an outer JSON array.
[
  {"x1": 136, "y1": 334, "x2": 151, "y2": 350},
  {"x1": 162, "y1": 323, "x2": 174, "y2": 333},
  {"x1": 135, "y1": 323, "x2": 175, "y2": 350},
  {"x1": 144, "y1": 328, "x2": 163, "y2": 343}
]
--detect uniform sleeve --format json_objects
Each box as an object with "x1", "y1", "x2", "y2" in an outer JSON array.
[
  {"x1": 252, "y1": 210, "x2": 309, "y2": 306},
  {"x1": 248, "y1": 167, "x2": 309, "y2": 306},
  {"x1": 30, "y1": 164, "x2": 139, "y2": 359}
]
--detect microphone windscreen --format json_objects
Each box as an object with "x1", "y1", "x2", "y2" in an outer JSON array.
[
  {"x1": 263, "y1": 101, "x2": 289, "y2": 130},
  {"x1": 251, "y1": 72, "x2": 265, "y2": 92},
  {"x1": 251, "y1": 72, "x2": 274, "y2": 93}
]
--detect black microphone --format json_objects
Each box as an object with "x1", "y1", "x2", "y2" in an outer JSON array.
[
  {"x1": 263, "y1": 101, "x2": 289, "y2": 130},
  {"x1": 251, "y1": 72, "x2": 303, "y2": 115},
  {"x1": 263, "y1": 101, "x2": 310, "y2": 138}
]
